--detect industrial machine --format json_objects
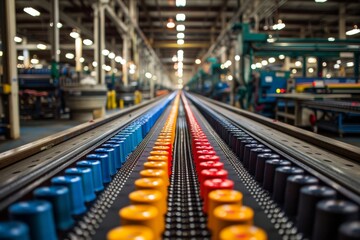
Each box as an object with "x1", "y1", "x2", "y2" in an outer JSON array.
[{"x1": 0, "y1": 91, "x2": 359, "y2": 240}]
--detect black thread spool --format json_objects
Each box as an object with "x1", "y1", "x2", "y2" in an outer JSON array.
[
  {"x1": 263, "y1": 159, "x2": 291, "y2": 192},
  {"x1": 238, "y1": 140, "x2": 257, "y2": 162},
  {"x1": 339, "y1": 221, "x2": 360, "y2": 240},
  {"x1": 248, "y1": 148, "x2": 272, "y2": 175},
  {"x1": 235, "y1": 137, "x2": 252, "y2": 156},
  {"x1": 255, "y1": 154, "x2": 280, "y2": 183},
  {"x1": 231, "y1": 132, "x2": 247, "y2": 151},
  {"x1": 243, "y1": 144, "x2": 264, "y2": 169}
]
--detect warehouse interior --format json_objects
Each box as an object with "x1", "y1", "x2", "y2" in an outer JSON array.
[{"x1": 0, "y1": 0, "x2": 360, "y2": 239}]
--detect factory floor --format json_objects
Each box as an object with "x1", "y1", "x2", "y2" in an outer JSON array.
[{"x1": 0, "y1": 112, "x2": 359, "y2": 153}]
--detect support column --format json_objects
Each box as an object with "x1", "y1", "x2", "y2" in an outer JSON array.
[
  {"x1": 129, "y1": 0, "x2": 139, "y2": 80},
  {"x1": 94, "y1": 1, "x2": 105, "y2": 85},
  {"x1": 302, "y1": 56, "x2": 307, "y2": 77},
  {"x1": 354, "y1": 53, "x2": 359, "y2": 83},
  {"x1": 339, "y1": 4, "x2": 346, "y2": 39},
  {"x1": 75, "y1": 37, "x2": 82, "y2": 79},
  {"x1": 23, "y1": 38, "x2": 30, "y2": 69},
  {"x1": 0, "y1": 0, "x2": 20, "y2": 138},
  {"x1": 51, "y1": 0, "x2": 60, "y2": 62},
  {"x1": 122, "y1": 36, "x2": 129, "y2": 86},
  {"x1": 317, "y1": 57, "x2": 323, "y2": 78}
]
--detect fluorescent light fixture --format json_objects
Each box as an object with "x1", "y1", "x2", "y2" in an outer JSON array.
[
  {"x1": 115, "y1": 56, "x2": 123, "y2": 63},
  {"x1": 267, "y1": 35, "x2": 275, "y2": 43},
  {"x1": 178, "y1": 62, "x2": 183, "y2": 69},
  {"x1": 18, "y1": 55, "x2": 25, "y2": 61},
  {"x1": 167, "y1": 19, "x2": 175, "y2": 28},
  {"x1": 176, "y1": 13, "x2": 186, "y2": 21},
  {"x1": 177, "y1": 33, "x2": 185, "y2": 39},
  {"x1": 326, "y1": 73, "x2": 332, "y2": 78},
  {"x1": 346, "y1": 25, "x2": 360, "y2": 36},
  {"x1": 129, "y1": 68, "x2": 135, "y2": 74},
  {"x1": 177, "y1": 50, "x2": 184, "y2": 55},
  {"x1": 235, "y1": 55, "x2": 241, "y2": 61},
  {"x1": 279, "y1": 54, "x2": 285, "y2": 60},
  {"x1": 37, "y1": 43, "x2": 47, "y2": 50},
  {"x1": 70, "y1": 30, "x2": 80, "y2": 39},
  {"x1": 346, "y1": 62, "x2": 354, "y2": 67},
  {"x1": 251, "y1": 64, "x2": 256, "y2": 70},
  {"x1": 0, "y1": 51, "x2": 2, "y2": 57},
  {"x1": 176, "y1": 24, "x2": 185, "y2": 31},
  {"x1": 308, "y1": 57, "x2": 317, "y2": 63},
  {"x1": 103, "y1": 65, "x2": 112, "y2": 72},
  {"x1": 334, "y1": 64, "x2": 340, "y2": 69},
  {"x1": 145, "y1": 72, "x2": 152, "y2": 79},
  {"x1": 24, "y1": 7, "x2": 40, "y2": 17},
  {"x1": 328, "y1": 37, "x2": 335, "y2": 41},
  {"x1": 92, "y1": 61, "x2": 98, "y2": 67},
  {"x1": 178, "y1": 55, "x2": 184, "y2": 61},
  {"x1": 177, "y1": 39, "x2": 184, "y2": 45},
  {"x1": 224, "y1": 60, "x2": 232, "y2": 68},
  {"x1": 315, "y1": 0, "x2": 327, "y2": 2},
  {"x1": 195, "y1": 59, "x2": 201, "y2": 64},
  {"x1": 30, "y1": 58, "x2": 39, "y2": 64},
  {"x1": 227, "y1": 75, "x2": 233, "y2": 81},
  {"x1": 108, "y1": 52, "x2": 115, "y2": 59},
  {"x1": 322, "y1": 62, "x2": 327, "y2": 67},
  {"x1": 120, "y1": 59, "x2": 126, "y2": 65},
  {"x1": 102, "y1": 49, "x2": 110, "y2": 56},
  {"x1": 272, "y1": 19, "x2": 285, "y2": 30},
  {"x1": 83, "y1": 39, "x2": 93, "y2": 46},
  {"x1": 261, "y1": 60, "x2": 268, "y2": 66},
  {"x1": 337, "y1": 60, "x2": 341, "y2": 64},
  {"x1": 268, "y1": 57, "x2": 276, "y2": 63},
  {"x1": 295, "y1": 61, "x2": 302, "y2": 67},
  {"x1": 292, "y1": 69, "x2": 297, "y2": 74},
  {"x1": 129, "y1": 64, "x2": 136, "y2": 70},
  {"x1": 178, "y1": 79, "x2": 183, "y2": 84},
  {"x1": 220, "y1": 64, "x2": 224, "y2": 69},
  {"x1": 50, "y1": 22, "x2": 63, "y2": 28},
  {"x1": 84, "y1": 66, "x2": 89, "y2": 71},
  {"x1": 256, "y1": 62, "x2": 262, "y2": 68},
  {"x1": 65, "y1": 53, "x2": 75, "y2": 59},
  {"x1": 14, "y1": 36, "x2": 23, "y2": 43},
  {"x1": 308, "y1": 67, "x2": 314, "y2": 73},
  {"x1": 176, "y1": 0, "x2": 186, "y2": 7},
  {"x1": 80, "y1": 57, "x2": 85, "y2": 63},
  {"x1": 113, "y1": 68, "x2": 118, "y2": 73},
  {"x1": 172, "y1": 55, "x2": 178, "y2": 62}
]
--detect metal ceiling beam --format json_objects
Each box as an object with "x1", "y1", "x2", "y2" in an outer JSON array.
[
  {"x1": 104, "y1": 5, "x2": 128, "y2": 34},
  {"x1": 152, "y1": 42, "x2": 210, "y2": 49}
]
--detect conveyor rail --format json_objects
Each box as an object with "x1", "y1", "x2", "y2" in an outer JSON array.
[{"x1": 302, "y1": 100, "x2": 360, "y2": 114}]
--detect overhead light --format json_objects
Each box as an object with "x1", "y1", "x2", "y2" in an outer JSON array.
[
  {"x1": 65, "y1": 53, "x2": 75, "y2": 59},
  {"x1": 50, "y1": 22, "x2": 63, "y2": 28},
  {"x1": 18, "y1": 55, "x2": 25, "y2": 61},
  {"x1": 129, "y1": 68, "x2": 135, "y2": 74},
  {"x1": 70, "y1": 30, "x2": 80, "y2": 39},
  {"x1": 291, "y1": 69, "x2": 297, "y2": 74},
  {"x1": 36, "y1": 43, "x2": 47, "y2": 50},
  {"x1": 346, "y1": 25, "x2": 360, "y2": 36},
  {"x1": 0, "y1": 51, "x2": 2, "y2": 57},
  {"x1": 326, "y1": 73, "x2": 332, "y2": 78},
  {"x1": 83, "y1": 39, "x2": 93, "y2": 46},
  {"x1": 322, "y1": 62, "x2": 327, "y2": 67},
  {"x1": 267, "y1": 35, "x2": 275, "y2": 43},
  {"x1": 30, "y1": 58, "x2": 39, "y2": 64},
  {"x1": 92, "y1": 61, "x2": 98, "y2": 67},
  {"x1": 177, "y1": 33, "x2": 185, "y2": 39},
  {"x1": 295, "y1": 61, "x2": 302, "y2": 67},
  {"x1": 102, "y1": 65, "x2": 111, "y2": 72},
  {"x1": 224, "y1": 60, "x2": 232, "y2": 68},
  {"x1": 176, "y1": 13, "x2": 186, "y2": 21},
  {"x1": 84, "y1": 66, "x2": 89, "y2": 71},
  {"x1": 176, "y1": 0, "x2": 186, "y2": 7},
  {"x1": 80, "y1": 57, "x2": 85, "y2": 63},
  {"x1": 272, "y1": 19, "x2": 285, "y2": 30},
  {"x1": 120, "y1": 59, "x2": 126, "y2": 65},
  {"x1": 308, "y1": 57, "x2": 317, "y2": 63},
  {"x1": 178, "y1": 62, "x2": 183, "y2": 69},
  {"x1": 279, "y1": 54, "x2": 285, "y2": 60},
  {"x1": 177, "y1": 39, "x2": 184, "y2": 45},
  {"x1": 102, "y1": 49, "x2": 110, "y2": 56},
  {"x1": 227, "y1": 75, "x2": 233, "y2": 81},
  {"x1": 23, "y1": 7, "x2": 40, "y2": 17},
  {"x1": 115, "y1": 56, "x2": 123, "y2": 63},
  {"x1": 337, "y1": 60, "x2": 341, "y2": 64},
  {"x1": 130, "y1": 64, "x2": 136, "y2": 70},
  {"x1": 315, "y1": 0, "x2": 327, "y2": 2},
  {"x1": 268, "y1": 57, "x2": 276, "y2": 63},
  {"x1": 261, "y1": 60, "x2": 268, "y2": 66},
  {"x1": 235, "y1": 55, "x2": 241, "y2": 61},
  {"x1": 145, "y1": 72, "x2": 152, "y2": 79},
  {"x1": 255, "y1": 63, "x2": 262, "y2": 68},
  {"x1": 328, "y1": 37, "x2": 335, "y2": 41},
  {"x1": 195, "y1": 59, "x2": 201, "y2": 64},
  {"x1": 308, "y1": 67, "x2": 314, "y2": 73},
  {"x1": 14, "y1": 36, "x2": 23, "y2": 43},
  {"x1": 334, "y1": 64, "x2": 340, "y2": 69},
  {"x1": 346, "y1": 62, "x2": 354, "y2": 67},
  {"x1": 176, "y1": 24, "x2": 185, "y2": 31},
  {"x1": 251, "y1": 64, "x2": 256, "y2": 70},
  {"x1": 108, "y1": 52, "x2": 115, "y2": 59},
  {"x1": 167, "y1": 19, "x2": 175, "y2": 29},
  {"x1": 172, "y1": 55, "x2": 178, "y2": 62}
]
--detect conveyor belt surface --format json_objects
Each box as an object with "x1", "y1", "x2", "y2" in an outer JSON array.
[{"x1": 302, "y1": 100, "x2": 360, "y2": 113}]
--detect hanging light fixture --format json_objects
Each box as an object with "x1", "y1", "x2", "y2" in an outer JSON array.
[
  {"x1": 272, "y1": 19, "x2": 285, "y2": 30},
  {"x1": 167, "y1": 19, "x2": 175, "y2": 28},
  {"x1": 346, "y1": 25, "x2": 360, "y2": 36}
]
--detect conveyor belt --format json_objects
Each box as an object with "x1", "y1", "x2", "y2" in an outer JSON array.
[{"x1": 302, "y1": 100, "x2": 360, "y2": 114}]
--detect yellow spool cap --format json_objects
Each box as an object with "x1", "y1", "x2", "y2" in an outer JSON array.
[
  {"x1": 211, "y1": 204, "x2": 254, "y2": 240},
  {"x1": 219, "y1": 225, "x2": 267, "y2": 240},
  {"x1": 140, "y1": 169, "x2": 168, "y2": 186},
  {"x1": 144, "y1": 161, "x2": 168, "y2": 176},
  {"x1": 119, "y1": 205, "x2": 160, "y2": 238},
  {"x1": 134, "y1": 178, "x2": 167, "y2": 198},
  {"x1": 149, "y1": 150, "x2": 169, "y2": 157},
  {"x1": 208, "y1": 190, "x2": 243, "y2": 230},
  {"x1": 107, "y1": 225, "x2": 154, "y2": 240}
]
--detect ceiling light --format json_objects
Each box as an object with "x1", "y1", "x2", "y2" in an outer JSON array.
[
  {"x1": 326, "y1": 73, "x2": 332, "y2": 78},
  {"x1": 279, "y1": 54, "x2": 285, "y2": 60},
  {"x1": 308, "y1": 57, "x2": 317, "y2": 63},
  {"x1": 70, "y1": 30, "x2": 80, "y2": 39},
  {"x1": 337, "y1": 60, "x2": 341, "y2": 64},
  {"x1": 50, "y1": 22, "x2": 62, "y2": 28},
  {"x1": 23, "y1": 7, "x2": 40, "y2": 17},
  {"x1": 308, "y1": 67, "x2": 314, "y2": 73},
  {"x1": 14, "y1": 36, "x2": 23, "y2": 43},
  {"x1": 224, "y1": 60, "x2": 232, "y2": 68},
  {"x1": 172, "y1": 55, "x2": 178, "y2": 62},
  {"x1": 177, "y1": 33, "x2": 185, "y2": 39},
  {"x1": 129, "y1": 68, "x2": 135, "y2": 74},
  {"x1": 178, "y1": 62, "x2": 183, "y2": 69},
  {"x1": 177, "y1": 39, "x2": 184, "y2": 45},
  {"x1": 84, "y1": 66, "x2": 89, "y2": 71},
  {"x1": 80, "y1": 57, "x2": 85, "y2": 63},
  {"x1": 346, "y1": 25, "x2": 360, "y2": 36},
  {"x1": 346, "y1": 62, "x2": 354, "y2": 67},
  {"x1": 261, "y1": 60, "x2": 268, "y2": 66},
  {"x1": 322, "y1": 62, "x2": 327, "y2": 67},
  {"x1": 227, "y1": 75, "x2": 233, "y2": 81},
  {"x1": 83, "y1": 39, "x2": 93, "y2": 46},
  {"x1": 295, "y1": 61, "x2": 302, "y2": 67},
  {"x1": 102, "y1": 49, "x2": 110, "y2": 56},
  {"x1": 102, "y1": 65, "x2": 111, "y2": 72},
  {"x1": 272, "y1": 19, "x2": 285, "y2": 30},
  {"x1": 108, "y1": 52, "x2": 115, "y2": 59},
  {"x1": 30, "y1": 58, "x2": 39, "y2": 64},
  {"x1": 267, "y1": 35, "x2": 275, "y2": 43},
  {"x1": 328, "y1": 37, "x2": 335, "y2": 41},
  {"x1": 255, "y1": 63, "x2": 262, "y2": 68},
  {"x1": 36, "y1": 43, "x2": 47, "y2": 50},
  {"x1": 268, "y1": 57, "x2": 276, "y2": 63},
  {"x1": 195, "y1": 59, "x2": 201, "y2": 64},
  {"x1": 115, "y1": 56, "x2": 123, "y2": 63},
  {"x1": 315, "y1": 0, "x2": 327, "y2": 2},
  {"x1": 0, "y1": 51, "x2": 2, "y2": 57},
  {"x1": 334, "y1": 64, "x2": 340, "y2": 69},
  {"x1": 65, "y1": 53, "x2": 75, "y2": 59},
  {"x1": 167, "y1": 19, "x2": 175, "y2": 28},
  {"x1": 176, "y1": 13, "x2": 186, "y2": 21},
  {"x1": 176, "y1": 24, "x2": 185, "y2": 31},
  {"x1": 251, "y1": 64, "x2": 256, "y2": 70},
  {"x1": 176, "y1": 0, "x2": 186, "y2": 7},
  {"x1": 292, "y1": 69, "x2": 297, "y2": 74},
  {"x1": 92, "y1": 61, "x2": 98, "y2": 67},
  {"x1": 18, "y1": 56, "x2": 25, "y2": 61},
  {"x1": 145, "y1": 72, "x2": 152, "y2": 79},
  {"x1": 235, "y1": 55, "x2": 241, "y2": 61}
]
